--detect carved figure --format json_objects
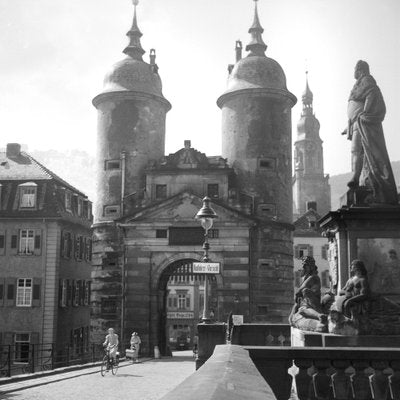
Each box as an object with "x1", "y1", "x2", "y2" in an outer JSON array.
[
  {"x1": 289, "y1": 257, "x2": 329, "y2": 332},
  {"x1": 329, "y1": 259, "x2": 400, "y2": 335},
  {"x1": 341, "y1": 60, "x2": 397, "y2": 204}
]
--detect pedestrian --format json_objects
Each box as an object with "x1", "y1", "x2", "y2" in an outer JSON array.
[{"x1": 130, "y1": 332, "x2": 141, "y2": 363}]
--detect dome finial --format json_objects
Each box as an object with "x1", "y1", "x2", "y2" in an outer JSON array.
[
  {"x1": 123, "y1": 0, "x2": 145, "y2": 60},
  {"x1": 245, "y1": 0, "x2": 267, "y2": 56},
  {"x1": 302, "y1": 70, "x2": 314, "y2": 114}
]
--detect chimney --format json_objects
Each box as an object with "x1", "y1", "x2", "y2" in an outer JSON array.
[
  {"x1": 306, "y1": 201, "x2": 317, "y2": 212},
  {"x1": 6, "y1": 143, "x2": 21, "y2": 158},
  {"x1": 184, "y1": 140, "x2": 191, "y2": 149}
]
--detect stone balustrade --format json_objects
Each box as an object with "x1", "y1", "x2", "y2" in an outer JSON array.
[{"x1": 247, "y1": 346, "x2": 400, "y2": 400}]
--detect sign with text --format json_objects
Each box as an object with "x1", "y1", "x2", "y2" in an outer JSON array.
[
  {"x1": 193, "y1": 262, "x2": 220, "y2": 274},
  {"x1": 167, "y1": 312, "x2": 194, "y2": 319},
  {"x1": 232, "y1": 315, "x2": 244, "y2": 326}
]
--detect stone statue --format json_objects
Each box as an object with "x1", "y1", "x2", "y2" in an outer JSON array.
[
  {"x1": 329, "y1": 259, "x2": 400, "y2": 335},
  {"x1": 289, "y1": 257, "x2": 330, "y2": 332},
  {"x1": 341, "y1": 60, "x2": 398, "y2": 205}
]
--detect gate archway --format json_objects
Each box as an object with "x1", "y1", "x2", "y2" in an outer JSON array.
[{"x1": 157, "y1": 259, "x2": 218, "y2": 355}]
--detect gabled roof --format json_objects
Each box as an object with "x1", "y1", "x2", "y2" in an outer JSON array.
[
  {"x1": 119, "y1": 191, "x2": 256, "y2": 225},
  {"x1": 293, "y1": 208, "x2": 323, "y2": 237},
  {"x1": 0, "y1": 150, "x2": 85, "y2": 196}
]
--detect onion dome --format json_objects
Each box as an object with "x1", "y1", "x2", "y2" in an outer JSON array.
[
  {"x1": 217, "y1": 0, "x2": 295, "y2": 107},
  {"x1": 297, "y1": 72, "x2": 320, "y2": 135},
  {"x1": 93, "y1": 0, "x2": 170, "y2": 108}
]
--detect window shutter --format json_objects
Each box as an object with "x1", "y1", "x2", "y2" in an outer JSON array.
[
  {"x1": 30, "y1": 332, "x2": 40, "y2": 344},
  {"x1": 5, "y1": 278, "x2": 15, "y2": 306},
  {"x1": 0, "y1": 230, "x2": 5, "y2": 255},
  {"x1": 10, "y1": 230, "x2": 18, "y2": 255},
  {"x1": 71, "y1": 280, "x2": 76, "y2": 306},
  {"x1": 32, "y1": 278, "x2": 41, "y2": 307},
  {"x1": 3, "y1": 332, "x2": 13, "y2": 345},
  {"x1": 308, "y1": 245, "x2": 313, "y2": 257},
  {"x1": 173, "y1": 297, "x2": 177, "y2": 308},
  {"x1": 66, "y1": 232, "x2": 72, "y2": 258},
  {"x1": 87, "y1": 281, "x2": 91, "y2": 306},
  {"x1": 0, "y1": 278, "x2": 4, "y2": 306},
  {"x1": 34, "y1": 230, "x2": 42, "y2": 255},
  {"x1": 88, "y1": 239, "x2": 92, "y2": 261},
  {"x1": 186, "y1": 297, "x2": 190, "y2": 308},
  {"x1": 58, "y1": 279, "x2": 63, "y2": 307},
  {"x1": 67, "y1": 280, "x2": 72, "y2": 306},
  {"x1": 74, "y1": 235, "x2": 79, "y2": 259},
  {"x1": 78, "y1": 280, "x2": 83, "y2": 305},
  {"x1": 60, "y1": 231, "x2": 65, "y2": 257}
]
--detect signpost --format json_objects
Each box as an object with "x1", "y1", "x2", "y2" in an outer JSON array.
[{"x1": 193, "y1": 262, "x2": 220, "y2": 274}]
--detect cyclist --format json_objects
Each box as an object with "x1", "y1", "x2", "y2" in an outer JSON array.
[{"x1": 103, "y1": 328, "x2": 119, "y2": 367}]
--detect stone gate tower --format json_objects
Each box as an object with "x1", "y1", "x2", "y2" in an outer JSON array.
[
  {"x1": 217, "y1": 1, "x2": 297, "y2": 320},
  {"x1": 91, "y1": 1, "x2": 171, "y2": 342},
  {"x1": 293, "y1": 73, "x2": 331, "y2": 218}
]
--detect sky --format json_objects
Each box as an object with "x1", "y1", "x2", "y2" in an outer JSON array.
[{"x1": 0, "y1": 0, "x2": 399, "y2": 177}]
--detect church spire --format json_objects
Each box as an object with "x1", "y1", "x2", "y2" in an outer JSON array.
[
  {"x1": 245, "y1": 0, "x2": 267, "y2": 56},
  {"x1": 123, "y1": 0, "x2": 145, "y2": 60},
  {"x1": 302, "y1": 71, "x2": 314, "y2": 115}
]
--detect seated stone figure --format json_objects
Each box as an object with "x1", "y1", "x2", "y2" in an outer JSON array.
[
  {"x1": 329, "y1": 259, "x2": 400, "y2": 335},
  {"x1": 289, "y1": 257, "x2": 330, "y2": 332}
]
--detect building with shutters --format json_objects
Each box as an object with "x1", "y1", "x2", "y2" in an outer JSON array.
[
  {"x1": 293, "y1": 204, "x2": 330, "y2": 293},
  {"x1": 0, "y1": 143, "x2": 93, "y2": 362}
]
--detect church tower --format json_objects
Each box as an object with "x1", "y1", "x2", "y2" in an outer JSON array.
[
  {"x1": 91, "y1": 1, "x2": 171, "y2": 342},
  {"x1": 217, "y1": 1, "x2": 297, "y2": 321},
  {"x1": 293, "y1": 73, "x2": 331, "y2": 217}
]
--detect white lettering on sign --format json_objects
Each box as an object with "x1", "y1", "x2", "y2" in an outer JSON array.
[
  {"x1": 192, "y1": 262, "x2": 220, "y2": 274},
  {"x1": 167, "y1": 312, "x2": 194, "y2": 319}
]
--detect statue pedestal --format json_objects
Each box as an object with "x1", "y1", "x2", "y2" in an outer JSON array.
[
  {"x1": 319, "y1": 203, "x2": 400, "y2": 303},
  {"x1": 291, "y1": 327, "x2": 400, "y2": 348}
]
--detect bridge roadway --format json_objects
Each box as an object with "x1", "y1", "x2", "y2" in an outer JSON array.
[{"x1": 0, "y1": 351, "x2": 195, "y2": 400}]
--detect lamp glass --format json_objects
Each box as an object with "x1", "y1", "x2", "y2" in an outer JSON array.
[{"x1": 200, "y1": 217, "x2": 213, "y2": 232}]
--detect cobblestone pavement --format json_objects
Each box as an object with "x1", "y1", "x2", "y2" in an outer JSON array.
[{"x1": 0, "y1": 352, "x2": 196, "y2": 400}]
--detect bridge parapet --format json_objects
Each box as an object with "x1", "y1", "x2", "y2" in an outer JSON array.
[
  {"x1": 161, "y1": 344, "x2": 276, "y2": 400},
  {"x1": 247, "y1": 346, "x2": 400, "y2": 400}
]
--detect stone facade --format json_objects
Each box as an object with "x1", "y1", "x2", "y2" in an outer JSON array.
[
  {"x1": 0, "y1": 143, "x2": 92, "y2": 357},
  {"x1": 92, "y1": 3, "x2": 297, "y2": 354}
]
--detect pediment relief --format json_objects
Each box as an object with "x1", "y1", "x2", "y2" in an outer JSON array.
[{"x1": 124, "y1": 192, "x2": 254, "y2": 225}]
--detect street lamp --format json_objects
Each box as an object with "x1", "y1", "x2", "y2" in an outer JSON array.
[{"x1": 195, "y1": 197, "x2": 218, "y2": 323}]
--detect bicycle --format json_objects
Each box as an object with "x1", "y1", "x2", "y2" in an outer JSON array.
[{"x1": 100, "y1": 348, "x2": 119, "y2": 376}]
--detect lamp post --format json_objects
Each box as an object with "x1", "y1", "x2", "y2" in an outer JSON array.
[{"x1": 195, "y1": 197, "x2": 218, "y2": 323}]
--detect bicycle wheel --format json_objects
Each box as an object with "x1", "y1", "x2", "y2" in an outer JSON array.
[
  {"x1": 100, "y1": 356, "x2": 109, "y2": 376},
  {"x1": 111, "y1": 359, "x2": 119, "y2": 375}
]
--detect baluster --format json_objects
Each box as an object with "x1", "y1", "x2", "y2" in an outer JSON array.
[
  {"x1": 369, "y1": 361, "x2": 389, "y2": 400},
  {"x1": 331, "y1": 360, "x2": 352, "y2": 400},
  {"x1": 313, "y1": 359, "x2": 333, "y2": 400},
  {"x1": 351, "y1": 360, "x2": 372, "y2": 400},
  {"x1": 278, "y1": 333, "x2": 286, "y2": 346},
  {"x1": 265, "y1": 331, "x2": 274, "y2": 345},
  {"x1": 294, "y1": 359, "x2": 314, "y2": 400},
  {"x1": 389, "y1": 360, "x2": 400, "y2": 400}
]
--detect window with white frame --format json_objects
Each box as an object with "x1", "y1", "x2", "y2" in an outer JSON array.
[
  {"x1": 15, "y1": 333, "x2": 30, "y2": 363},
  {"x1": 178, "y1": 294, "x2": 189, "y2": 310},
  {"x1": 19, "y1": 185, "x2": 37, "y2": 208},
  {"x1": 16, "y1": 278, "x2": 32, "y2": 307},
  {"x1": 19, "y1": 230, "x2": 34, "y2": 255}
]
